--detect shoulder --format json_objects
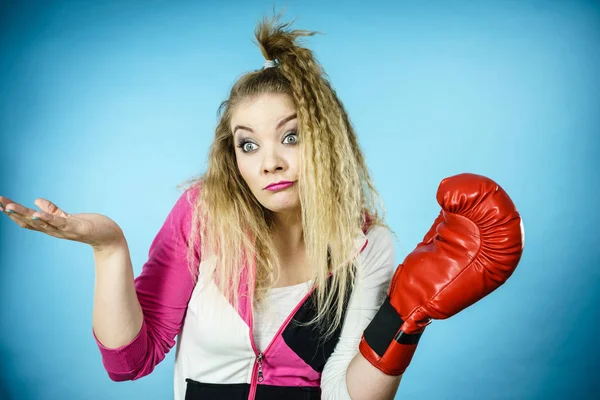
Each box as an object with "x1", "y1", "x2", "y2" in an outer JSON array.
[
  {"x1": 181, "y1": 183, "x2": 202, "y2": 206},
  {"x1": 365, "y1": 224, "x2": 393, "y2": 245},
  {"x1": 358, "y1": 225, "x2": 396, "y2": 277},
  {"x1": 363, "y1": 225, "x2": 395, "y2": 259},
  {"x1": 171, "y1": 184, "x2": 202, "y2": 219}
]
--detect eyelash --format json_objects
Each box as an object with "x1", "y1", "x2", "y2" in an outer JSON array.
[{"x1": 236, "y1": 131, "x2": 299, "y2": 153}]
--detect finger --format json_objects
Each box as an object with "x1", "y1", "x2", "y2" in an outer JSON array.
[
  {"x1": 3, "y1": 202, "x2": 37, "y2": 217},
  {"x1": 0, "y1": 195, "x2": 17, "y2": 212},
  {"x1": 32, "y1": 210, "x2": 72, "y2": 231},
  {"x1": 3, "y1": 209, "x2": 41, "y2": 231},
  {"x1": 29, "y1": 211, "x2": 85, "y2": 241},
  {"x1": 4, "y1": 206, "x2": 66, "y2": 236},
  {"x1": 34, "y1": 198, "x2": 70, "y2": 218},
  {"x1": 28, "y1": 214, "x2": 63, "y2": 233},
  {"x1": 0, "y1": 195, "x2": 16, "y2": 205},
  {"x1": 5, "y1": 214, "x2": 32, "y2": 230},
  {"x1": 0, "y1": 198, "x2": 70, "y2": 237}
]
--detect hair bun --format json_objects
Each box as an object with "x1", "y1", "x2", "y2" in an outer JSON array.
[{"x1": 254, "y1": 13, "x2": 318, "y2": 66}]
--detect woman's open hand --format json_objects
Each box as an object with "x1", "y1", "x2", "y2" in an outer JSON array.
[{"x1": 0, "y1": 196, "x2": 125, "y2": 250}]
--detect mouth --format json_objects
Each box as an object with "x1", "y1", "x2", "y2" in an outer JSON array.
[{"x1": 265, "y1": 181, "x2": 294, "y2": 191}]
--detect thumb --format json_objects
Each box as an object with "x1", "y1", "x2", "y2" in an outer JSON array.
[{"x1": 34, "y1": 198, "x2": 70, "y2": 217}]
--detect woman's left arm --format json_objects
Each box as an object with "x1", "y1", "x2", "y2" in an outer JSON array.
[
  {"x1": 320, "y1": 225, "x2": 401, "y2": 400},
  {"x1": 324, "y1": 173, "x2": 524, "y2": 399},
  {"x1": 346, "y1": 352, "x2": 403, "y2": 400}
]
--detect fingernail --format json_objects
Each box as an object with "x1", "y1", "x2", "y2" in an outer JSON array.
[
  {"x1": 32, "y1": 217, "x2": 40, "y2": 220},
  {"x1": 6, "y1": 210, "x2": 15, "y2": 214}
]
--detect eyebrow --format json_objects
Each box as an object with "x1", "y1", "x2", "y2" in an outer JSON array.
[{"x1": 232, "y1": 113, "x2": 297, "y2": 136}]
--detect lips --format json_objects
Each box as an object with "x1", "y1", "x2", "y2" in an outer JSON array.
[{"x1": 265, "y1": 181, "x2": 294, "y2": 191}]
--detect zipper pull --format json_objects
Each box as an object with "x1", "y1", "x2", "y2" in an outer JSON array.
[{"x1": 256, "y1": 352, "x2": 264, "y2": 382}]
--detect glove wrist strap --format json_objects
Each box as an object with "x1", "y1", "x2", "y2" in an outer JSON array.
[{"x1": 359, "y1": 296, "x2": 426, "y2": 375}]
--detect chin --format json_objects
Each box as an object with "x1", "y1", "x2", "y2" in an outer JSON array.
[
  {"x1": 261, "y1": 198, "x2": 301, "y2": 214},
  {"x1": 265, "y1": 203, "x2": 300, "y2": 213},
  {"x1": 269, "y1": 207, "x2": 300, "y2": 215}
]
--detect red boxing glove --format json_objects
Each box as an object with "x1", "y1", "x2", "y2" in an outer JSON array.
[{"x1": 359, "y1": 173, "x2": 524, "y2": 376}]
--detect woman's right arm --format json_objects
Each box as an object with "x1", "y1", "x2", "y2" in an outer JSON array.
[
  {"x1": 1, "y1": 186, "x2": 201, "y2": 382},
  {"x1": 92, "y1": 236, "x2": 144, "y2": 358},
  {"x1": 91, "y1": 187, "x2": 202, "y2": 381}
]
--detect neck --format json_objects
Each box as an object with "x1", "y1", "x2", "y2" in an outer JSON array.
[{"x1": 271, "y1": 210, "x2": 304, "y2": 257}]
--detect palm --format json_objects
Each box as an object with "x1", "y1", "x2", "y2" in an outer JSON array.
[{"x1": 0, "y1": 196, "x2": 124, "y2": 248}]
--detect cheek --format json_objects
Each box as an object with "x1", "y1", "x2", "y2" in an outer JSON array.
[
  {"x1": 286, "y1": 147, "x2": 300, "y2": 173},
  {"x1": 235, "y1": 156, "x2": 247, "y2": 180},
  {"x1": 236, "y1": 158, "x2": 257, "y2": 190}
]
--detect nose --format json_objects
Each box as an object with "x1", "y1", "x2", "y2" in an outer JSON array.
[{"x1": 261, "y1": 145, "x2": 286, "y2": 174}]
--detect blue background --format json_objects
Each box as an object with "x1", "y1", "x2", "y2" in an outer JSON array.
[{"x1": 1, "y1": 0, "x2": 598, "y2": 399}]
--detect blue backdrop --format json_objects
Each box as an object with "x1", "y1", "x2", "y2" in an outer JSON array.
[{"x1": 1, "y1": 0, "x2": 598, "y2": 399}]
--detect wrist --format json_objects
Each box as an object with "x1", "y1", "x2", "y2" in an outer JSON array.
[
  {"x1": 92, "y1": 235, "x2": 128, "y2": 256},
  {"x1": 359, "y1": 296, "x2": 427, "y2": 376}
]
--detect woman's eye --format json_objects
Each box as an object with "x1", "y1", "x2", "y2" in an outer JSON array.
[
  {"x1": 242, "y1": 142, "x2": 257, "y2": 152},
  {"x1": 237, "y1": 139, "x2": 257, "y2": 153},
  {"x1": 284, "y1": 133, "x2": 298, "y2": 144}
]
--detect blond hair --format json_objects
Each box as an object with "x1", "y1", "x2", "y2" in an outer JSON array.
[{"x1": 178, "y1": 13, "x2": 390, "y2": 340}]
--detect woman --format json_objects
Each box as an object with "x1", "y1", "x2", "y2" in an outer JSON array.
[{"x1": 0, "y1": 15, "x2": 524, "y2": 400}]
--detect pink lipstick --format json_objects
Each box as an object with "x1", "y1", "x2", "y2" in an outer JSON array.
[{"x1": 265, "y1": 181, "x2": 294, "y2": 191}]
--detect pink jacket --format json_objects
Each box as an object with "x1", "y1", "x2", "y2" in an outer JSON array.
[{"x1": 92, "y1": 186, "x2": 395, "y2": 399}]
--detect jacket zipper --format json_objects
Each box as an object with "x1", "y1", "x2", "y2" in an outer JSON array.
[
  {"x1": 247, "y1": 237, "x2": 369, "y2": 399},
  {"x1": 247, "y1": 285, "x2": 316, "y2": 400}
]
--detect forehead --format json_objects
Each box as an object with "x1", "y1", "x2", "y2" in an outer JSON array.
[{"x1": 231, "y1": 92, "x2": 296, "y2": 127}]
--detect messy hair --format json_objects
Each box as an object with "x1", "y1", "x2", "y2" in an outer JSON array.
[{"x1": 178, "y1": 13, "x2": 390, "y2": 340}]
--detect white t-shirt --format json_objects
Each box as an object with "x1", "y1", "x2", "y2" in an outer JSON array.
[{"x1": 253, "y1": 280, "x2": 315, "y2": 352}]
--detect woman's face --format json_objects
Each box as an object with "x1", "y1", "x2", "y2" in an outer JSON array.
[{"x1": 230, "y1": 92, "x2": 301, "y2": 215}]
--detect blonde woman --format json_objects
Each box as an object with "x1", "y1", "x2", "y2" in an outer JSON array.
[{"x1": 0, "y1": 15, "x2": 524, "y2": 400}]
